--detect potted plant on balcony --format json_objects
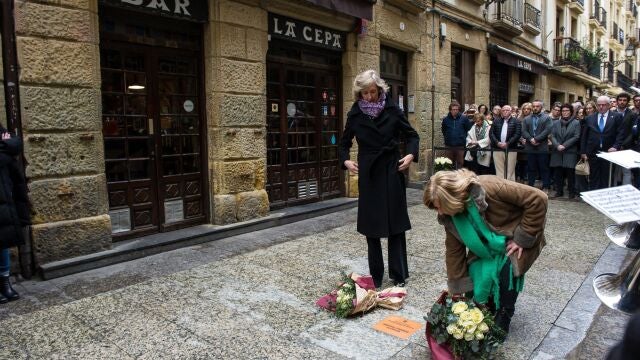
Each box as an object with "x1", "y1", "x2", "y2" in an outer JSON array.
[{"x1": 583, "y1": 46, "x2": 606, "y2": 74}]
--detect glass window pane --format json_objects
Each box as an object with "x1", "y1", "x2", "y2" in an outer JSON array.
[
  {"x1": 102, "y1": 94, "x2": 124, "y2": 115},
  {"x1": 104, "y1": 139, "x2": 125, "y2": 159},
  {"x1": 160, "y1": 117, "x2": 179, "y2": 135},
  {"x1": 100, "y1": 49, "x2": 122, "y2": 69},
  {"x1": 181, "y1": 117, "x2": 199, "y2": 134},
  {"x1": 161, "y1": 135, "x2": 180, "y2": 155},
  {"x1": 102, "y1": 116, "x2": 125, "y2": 136},
  {"x1": 182, "y1": 135, "x2": 199, "y2": 154},
  {"x1": 128, "y1": 139, "x2": 149, "y2": 158},
  {"x1": 183, "y1": 155, "x2": 200, "y2": 173},
  {"x1": 102, "y1": 71, "x2": 123, "y2": 92},
  {"x1": 124, "y1": 53, "x2": 145, "y2": 71},
  {"x1": 125, "y1": 95, "x2": 146, "y2": 115},
  {"x1": 106, "y1": 161, "x2": 128, "y2": 182},
  {"x1": 162, "y1": 156, "x2": 180, "y2": 176},
  {"x1": 125, "y1": 73, "x2": 146, "y2": 94},
  {"x1": 128, "y1": 117, "x2": 148, "y2": 136},
  {"x1": 129, "y1": 160, "x2": 151, "y2": 180}
]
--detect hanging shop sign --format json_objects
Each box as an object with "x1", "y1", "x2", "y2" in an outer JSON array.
[
  {"x1": 518, "y1": 83, "x2": 535, "y2": 94},
  {"x1": 269, "y1": 13, "x2": 346, "y2": 51},
  {"x1": 100, "y1": 0, "x2": 208, "y2": 22}
]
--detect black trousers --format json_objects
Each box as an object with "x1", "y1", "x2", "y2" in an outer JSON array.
[
  {"x1": 589, "y1": 156, "x2": 613, "y2": 190},
  {"x1": 553, "y1": 166, "x2": 576, "y2": 196},
  {"x1": 366, "y1": 232, "x2": 408, "y2": 287}
]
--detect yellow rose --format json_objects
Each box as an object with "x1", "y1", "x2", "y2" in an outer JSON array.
[
  {"x1": 446, "y1": 324, "x2": 458, "y2": 335},
  {"x1": 453, "y1": 329, "x2": 464, "y2": 340},
  {"x1": 460, "y1": 311, "x2": 473, "y2": 322},
  {"x1": 478, "y1": 322, "x2": 489, "y2": 333},
  {"x1": 464, "y1": 332, "x2": 475, "y2": 341},
  {"x1": 462, "y1": 320, "x2": 475, "y2": 329},
  {"x1": 451, "y1": 301, "x2": 468, "y2": 315},
  {"x1": 469, "y1": 308, "x2": 484, "y2": 324},
  {"x1": 475, "y1": 331, "x2": 485, "y2": 340},
  {"x1": 466, "y1": 324, "x2": 477, "y2": 334}
]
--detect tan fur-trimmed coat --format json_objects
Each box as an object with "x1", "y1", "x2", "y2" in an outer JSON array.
[{"x1": 438, "y1": 175, "x2": 548, "y2": 294}]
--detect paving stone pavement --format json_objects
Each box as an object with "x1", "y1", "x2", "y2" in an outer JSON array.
[{"x1": 0, "y1": 189, "x2": 626, "y2": 359}]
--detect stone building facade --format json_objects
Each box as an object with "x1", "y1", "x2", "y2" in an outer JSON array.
[{"x1": 5, "y1": 0, "x2": 640, "y2": 273}]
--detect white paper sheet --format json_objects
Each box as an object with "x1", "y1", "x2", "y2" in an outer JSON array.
[{"x1": 581, "y1": 185, "x2": 640, "y2": 224}]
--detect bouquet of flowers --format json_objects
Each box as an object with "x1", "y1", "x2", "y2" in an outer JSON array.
[
  {"x1": 434, "y1": 157, "x2": 453, "y2": 173},
  {"x1": 316, "y1": 273, "x2": 407, "y2": 318},
  {"x1": 425, "y1": 291, "x2": 505, "y2": 360}
]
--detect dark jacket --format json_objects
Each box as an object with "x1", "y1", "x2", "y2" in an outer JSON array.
[
  {"x1": 439, "y1": 176, "x2": 547, "y2": 294},
  {"x1": 580, "y1": 111, "x2": 625, "y2": 156},
  {"x1": 441, "y1": 113, "x2": 471, "y2": 147},
  {"x1": 550, "y1": 118, "x2": 581, "y2": 168},
  {"x1": 490, "y1": 117, "x2": 522, "y2": 149},
  {"x1": 0, "y1": 127, "x2": 29, "y2": 249},
  {"x1": 339, "y1": 99, "x2": 419, "y2": 238},
  {"x1": 521, "y1": 112, "x2": 553, "y2": 153},
  {"x1": 619, "y1": 108, "x2": 637, "y2": 149}
]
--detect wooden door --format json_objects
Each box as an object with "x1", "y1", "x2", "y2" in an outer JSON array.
[{"x1": 101, "y1": 43, "x2": 205, "y2": 239}]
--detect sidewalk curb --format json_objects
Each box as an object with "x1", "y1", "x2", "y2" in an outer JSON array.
[{"x1": 530, "y1": 242, "x2": 630, "y2": 359}]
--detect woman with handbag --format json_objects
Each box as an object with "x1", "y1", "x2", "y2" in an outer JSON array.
[
  {"x1": 423, "y1": 169, "x2": 548, "y2": 333},
  {"x1": 550, "y1": 104, "x2": 581, "y2": 199},
  {"x1": 464, "y1": 113, "x2": 491, "y2": 175}
]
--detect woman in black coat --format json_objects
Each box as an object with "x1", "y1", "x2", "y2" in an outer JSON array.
[
  {"x1": 339, "y1": 70, "x2": 419, "y2": 288},
  {"x1": 0, "y1": 124, "x2": 28, "y2": 303}
]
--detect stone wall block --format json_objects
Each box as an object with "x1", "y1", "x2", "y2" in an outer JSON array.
[
  {"x1": 374, "y1": 8, "x2": 420, "y2": 49},
  {"x1": 214, "y1": 59, "x2": 265, "y2": 94},
  {"x1": 30, "y1": 0, "x2": 95, "y2": 11},
  {"x1": 21, "y1": 86, "x2": 100, "y2": 131},
  {"x1": 24, "y1": 132, "x2": 104, "y2": 178},
  {"x1": 346, "y1": 174, "x2": 359, "y2": 198},
  {"x1": 246, "y1": 28, "x2": 268, "y2": 62},
  {"x1": 218, "y1": 0, "x2": 267, "y2": 30},
  {"x1": 208, "y1": 93, "x2": 265, "y2": 127},
  {"x1": 355, "y1": 35, "x2": 380, "y2": 56},
  {"x1": 216, "y1": 22, "x2": 246, "y2": 58},
  {"x1": 235, "y1": 189, "x2": 269, "y2": 221},
  {"x1": 213, "y1": 194, "x2": 237, "y2": 225},
  {"x1": 212, "y1": 128, "x2": 266, "y2": 160},
  {"x1": 29, "y1": 174, "x2": 108, "y2": 224},
  {"x1": 355, "y1": 53, "x2": 380, "y2": 75},
  {"x1": 18, "y1": 37, "x2": 99, "y2": 87},
  {"x1": 213, "y1": 159, "x2": 266, "y2": 194},
  {"x1": 32, "y1": 214, "x2": 111, "y2": 264},
  {"x1": 16, "y1": 2, "x2": 97, "y2": 43}
]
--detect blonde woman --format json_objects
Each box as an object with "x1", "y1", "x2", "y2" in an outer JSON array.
[
  {"x1": 339, "y1": 70, "x2": 420, "y2": 288},
  {"x1": 465, "y1": 112, "x2": 491, "y2": 175},
  {"x1": 423, "y1": 169, "x2": 548, "y2": 333}
]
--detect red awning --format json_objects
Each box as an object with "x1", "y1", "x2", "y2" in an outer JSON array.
[{"x1": 305, "y1": 0, "x2": 375, "y2": 20}]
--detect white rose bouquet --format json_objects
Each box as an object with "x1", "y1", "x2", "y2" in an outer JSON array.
[
  {"x1": 425, "y1": 291, "x2": 505, "y2": 360},
  {"x1": 434, "y1": 157, "x2": 454, "y2": 173}
]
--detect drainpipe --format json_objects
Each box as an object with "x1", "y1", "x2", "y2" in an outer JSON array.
[
  {"x1": 430, "y1": 0, "x2": 436, "y2": 177},
  {"x1": 1, "y1": 0, "x2": 32, "y2": 279}
]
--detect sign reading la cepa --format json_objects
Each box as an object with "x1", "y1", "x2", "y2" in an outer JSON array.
[
  {"x1": 269, "y1": 13, "x2": 346, "y2": 51},
  {"x1": 100, "y1": 0, "x2": 208, "y2": 22}
]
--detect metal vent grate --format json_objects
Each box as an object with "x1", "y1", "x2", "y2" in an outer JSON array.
[{"x1": 297, "y1": 181, "x2": 319, "y2": 198}]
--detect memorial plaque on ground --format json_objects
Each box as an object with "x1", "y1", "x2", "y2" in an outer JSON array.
[{"x1": 373, "y1": 315, "x2": 423, "y2": 339}]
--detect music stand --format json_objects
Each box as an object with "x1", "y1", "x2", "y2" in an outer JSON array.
[{"x1": 596, "y1": 150, "x2": 640, "y2": 187}]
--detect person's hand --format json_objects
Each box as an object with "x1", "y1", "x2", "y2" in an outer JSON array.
[
  {"x1": 506, "y1": 240, "x2": 523, "y2": 259},
  {"x1": 530, "y1": 138, "x2": 537, "y2": 146},
  {"x1": 0, "y1": 132, "x2": 10, "y2": 140},
  {"x1": 607, "y1": 147, "x2": 617, "y2": 152},
  {"x1": 398, "y1": 154, "x2": 414, "y2": 171},
  {"x1": 344, "y1": 160, "x2": 359, "y2": 174},
  {"x1": 498, "y1": 142, "x2": 507, "y2": 149},
  {"x1": 581, "y1": 154, "x2": 588, "y2": 160},
  {"x1": 557, "y1": 145, "x2": 565, "y2": 151},
  {"x1": 519, "y1": 138, "x2": 526, "y2": 145}
]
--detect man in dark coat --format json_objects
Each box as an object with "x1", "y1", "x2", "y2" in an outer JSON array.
[
  {"x1": 616, "y1": 93, "x2": 637, "y2": 185},
  {"x1": 490, "y1": 105, "x2": 522, "y2": 181},
  {"x1": 339, "y1": 70, "x2": 419, "y2": 288},
  {"x1": 441, "y1": 101, "x2": 471, "y2": 169},
  {"x1": 580, "y1": 96, "x2": 626, "y2": 190},
  {"x1": 521, "y1": 100, "x2": 553, "y2": 192},
  {"x1": 0, "y1": 125, "x2": 28, "y2": 303}
]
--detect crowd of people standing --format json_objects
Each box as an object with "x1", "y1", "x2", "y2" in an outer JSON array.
[{"x1": 441, "y1": 93, "x2": 640, "y2": 197}]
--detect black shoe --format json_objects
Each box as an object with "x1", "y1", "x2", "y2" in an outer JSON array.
[
  {"x1": 0, "y1": 276, "x2": 19, "y2": 302},
  {"x1": 393, "y1": 279, "x2": 407, "y2": 287},
  {"x1": 0, "y1": 293, "x2": 7, "y2": 304},
  {"x1": 494, "y1": 308, "x2": 512, "y2": 334}
]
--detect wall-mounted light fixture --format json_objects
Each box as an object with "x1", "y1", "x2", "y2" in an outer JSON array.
[{"x1": 439, "y1": 22, "x2": 446, "y2": 48}]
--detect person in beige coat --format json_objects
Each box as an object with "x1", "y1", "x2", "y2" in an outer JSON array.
[
  {"x1": 465, "y1": 113, "x2": 492, "y2": 175},
  {"x1": 424, "y1": 169, "x2": 548, "y2": 333}
]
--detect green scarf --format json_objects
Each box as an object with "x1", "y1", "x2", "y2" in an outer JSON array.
[{"x1": 451, "y1": 198, "x2": 524, "y2": 308}]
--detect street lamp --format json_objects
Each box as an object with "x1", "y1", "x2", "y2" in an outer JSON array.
[{"x1": 608, "y1": 44, "x2": 637, "y2": 66}]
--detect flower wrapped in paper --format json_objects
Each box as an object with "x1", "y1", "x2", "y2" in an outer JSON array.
[{"x1": 316, "y1": 273, "x2": 407, "y2": 317}]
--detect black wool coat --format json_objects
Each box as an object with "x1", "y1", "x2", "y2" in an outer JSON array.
[
  {"x1": 0, "y1": 127, "x2": 29, "y2": 249},
  {"x1": 339, "y1": 99, "x2": 419, "y2": 238}
]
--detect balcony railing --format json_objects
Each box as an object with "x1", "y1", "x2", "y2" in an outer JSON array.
[
  {"x1": 495, "y1": 0, "x2": 524, "y2": 27},
  {"x1": 603, "y1": 62, "x2": 615, "y2": 82},
  {"x1": 572, "y1": 0, "x2": 584, "y2": 6},
  {"x1": 612, "y1": 22, "x2": 619, "y2": 40},
  {"x1": 601, "y1": 8, "x2": 607, "y2": 29},
  {"x1": 591, "y1": 1, "x2": 601, "y2": 23},
  {"x1": 619, "y1": 29, "x2": 625, "y2": 44},
  {"x1": 616, "y1": 70, "x2": 634, "y2": 91},
  {"x1": 554, "y1": 37, "x2": 602, "y2": 78},
  {"x1": 524, "y1": 3, "x2": 540, "y2": 31}
]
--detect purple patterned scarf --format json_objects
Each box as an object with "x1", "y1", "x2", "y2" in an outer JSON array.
[{"x1": 358, "y1": 92, "x2": 386, "y2": 118}]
